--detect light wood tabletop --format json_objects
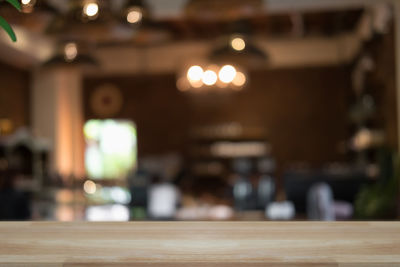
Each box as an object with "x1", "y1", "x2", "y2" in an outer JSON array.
[{"x1": 0, "y1": 221, "x2": 399, "y2": 266}]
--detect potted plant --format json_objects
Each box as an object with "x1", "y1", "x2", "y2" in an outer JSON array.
[{"x1": 0, "y1": 0, "x2": 21, "y2": 42}]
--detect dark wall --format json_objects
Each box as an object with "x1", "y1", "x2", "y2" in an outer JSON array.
[
  {"x1": 370, "y1": 28, "x2": 398, "y2": 149},
  {"x1": 0, "y1": 61, "x2": 30, "y2": 132},
  {"x1": 84, "y1": 66, "x2": 352, "y2": 177}
]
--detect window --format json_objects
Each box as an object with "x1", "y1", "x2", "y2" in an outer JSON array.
[{"x1": 84, "y1": 119, "x2": 137, "y2": 180}]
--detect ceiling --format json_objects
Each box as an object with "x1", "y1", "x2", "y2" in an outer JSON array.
[
  {"x1": 0, "y1": 0, "x2": 365, "y2": 46},
  {"x1": 0, "y1": 0, "x2": 394, "y2": 72}
]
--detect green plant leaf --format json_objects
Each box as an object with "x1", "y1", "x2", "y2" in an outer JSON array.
[
  {"x1": 0, "y1": 15, "x2": 16, "y2": 42},
  {"x1": 5, "y1": 0, "x2": 21, "y2": 11}
]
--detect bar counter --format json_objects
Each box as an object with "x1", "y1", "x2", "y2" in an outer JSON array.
[{"x1": 1, "y1": 222, "x2": 399, "y2": 266}]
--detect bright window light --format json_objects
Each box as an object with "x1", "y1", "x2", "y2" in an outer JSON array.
[{"x1": 84, "y1": 120, "x2": 137, "y2": 180}]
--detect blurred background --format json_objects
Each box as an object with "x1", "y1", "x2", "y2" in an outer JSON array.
[{"x1": 0, "y1": 0, "x2": 399, "y2": 221}]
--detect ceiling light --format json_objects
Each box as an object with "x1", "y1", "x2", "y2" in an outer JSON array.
[
  {"x1": 202, "y1": 70, "x2": 217, "y2": 86},
  {"x1": 232, "y1": 71, "x2": 246, "y2": 87},
  {"x1": 83, "y1": 2, "x2": 99, "y2": 18},
  {"x1": 21, "y1": 0, "x2": 36, "y2": 13},
  {"x1": 187, "y1": 65, "x2": 203, "y2": 82},
  {"x1": 180, "y1": 63, "x2": 247, "y2": 92},
  {"x1": 127, "y1": 7, "x2": 143, "y2": 24},
  {"x1": 231, "y1": 37, "x2": 246, "y2": 51},
  {"x1": 64, "y1": 42, "x2": 78, "y2": 62},
  {"x1": 219, "y1": 65, "x2": 236, "y2": 83}
]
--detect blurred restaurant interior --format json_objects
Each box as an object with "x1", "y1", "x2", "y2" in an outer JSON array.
[{"x1": 0, "y1": 0, "x2": 399, "y2": 222}]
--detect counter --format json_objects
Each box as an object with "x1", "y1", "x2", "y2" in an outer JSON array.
[{"x1": 1, "y1": 222, "x2": 399, "y2": 266}]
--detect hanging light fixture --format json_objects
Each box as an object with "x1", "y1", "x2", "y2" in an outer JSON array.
[
  {"x1": 20, "y1": 0, "x2": 59, "y2": 15},
  {"x1": 218, "y1": 65, "x2": 237, "y2": 83},
  {"x1": 123, "y1": 0, "x2": 147, "y2": 25},
  {"x1": 64, "y1": 42, "x2": 78, "y2": 62},
  {"x1": 176, "y1": 20, "x2": 267, "y2": 93},
  {"x1": 210, "y1": 34, "x2": 268, "y2": 68},
  {"x1": 82, "y1": 0, "x2": 99, "y2": 20},
  {"x1": 21, "y1": 0, "x2": 36, "y2": 13},
  {"x1": 202, "y1": 69, "x2": 218, "y2": 86},
  {"x1": 177, "y1": 62, "x2": 247, "y2": 93},
  {"x1": 120, "y1": 1, "x2": 172, "y2": 47},
  {"x1": 43, "y1": 41, "x2": 99, "y2": 67},
  {"x1": 230, "y1": 36, "x2": 246, "y2": 51},
  {"x1": 211, "y1": 20, "x2": 268, "y2": 68}
]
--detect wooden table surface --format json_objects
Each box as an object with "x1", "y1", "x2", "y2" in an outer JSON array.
[{"x1": 0, "y1": 222, "x2": 399, "y2": 266}]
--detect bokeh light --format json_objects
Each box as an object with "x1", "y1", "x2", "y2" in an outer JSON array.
[
  {"x1": 64, "y1": 43, "x2": 78, "y2": 62},
  {"x1": 127, "y1": 8, "x2": 143, "y2": 24},
  {"x1": 83, "y1": 2, "x2": 99, "y2": 17},
  {"x1": 231, "y1": 37, "x2": 246, "y2": 51},
  {"x1": 187, "y1": 65, "x2": 203, "y2": 82},
  {"x1": 232, "y1": 71, "x2": 246, "y2": 87},
  {"x1": 83, "y1": 180, "x2": 97, "y2": 194},
  {"x1": 202, "y1": 70, "x2": 218, "y2": 86},
  {"x1": 86, "y1": 204, "x2": 130, "y2": 221},
  {"x1": 219, "y1": 65, "x2": 237, "y2": 83},
  {"x1": 181, "y1": 64, "x2": 247, "y2": 91},
  {"x1": 21, "y1": 0, "x2": 36, "y2": 13}
]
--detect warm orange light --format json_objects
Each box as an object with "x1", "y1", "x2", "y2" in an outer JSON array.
[
  {"x1": 187, "y1": 65, "x2": 203, "y2": 82},
  {"x1": 83, "y1": 180, "x2": 97, "y2": 194},
  {"x1": 83, "y1": 2, "x2": 99, "y2": 17},
  {"x1": 231, "y1": 37, "x2": 246, "y2": 51},
  {"x1": 127, "y1": 8, "x2": 143, "y2": 24},
  {"x1": 64, "y1": 43, "x2": 78, "y2": 62},
  {"x1": 232, "y1": 71, "x2": 246, "y2": 87}
]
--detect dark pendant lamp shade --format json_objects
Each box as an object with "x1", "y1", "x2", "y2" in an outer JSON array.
[
  {"x1": 210, "y1": 36, "x2": 268, "y2": 68},
  {"x1": 210, "y1": 20, "x2": 268, "y2": 68},
  {"x1": 42, "y1": 41, "x2": 99, "y2": 67},
  {"x1": 42, "y1": 53, "x2": 99, "y2": 67}
]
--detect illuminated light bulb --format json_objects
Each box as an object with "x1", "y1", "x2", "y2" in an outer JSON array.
[
  {"x1": 21, "y1": 0, "x2": 35, "y2": 13},
  {"x1": 219, "y1": 65, "x2": 237, "y2": 83},
  {"x1": 187, "y1": 65, "x2": 203, "y2": 82},
  {"x1": 202, "y1": 70, "x2": 217, "y2": 86},
  {"x1": 127, "y1": 7, "x2": 143, "y2": 24},
  {"x1": 231, "y1": 37, "x2": 246, "y2": 51},
  {"x1": 64, "y1": 42, "x2": 78, "y2": 62},
  {"x1": 83, "y1": 2, "x2": 99, "y2": 17},
  {"x1": 83, "y1": 180, "x2": 97, "y2": 194},
  {"x1": 232, "y1": 71, "x2": 246, "y2": 87}
]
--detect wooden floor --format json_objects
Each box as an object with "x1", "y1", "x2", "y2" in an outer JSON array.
[{"x1": 0, "y1": 222, "x2": 399, "y2": 266}]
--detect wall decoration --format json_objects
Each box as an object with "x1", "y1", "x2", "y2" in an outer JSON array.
[{"x1": 90, "y1": 84, "x2": 123, "y2": 118}]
